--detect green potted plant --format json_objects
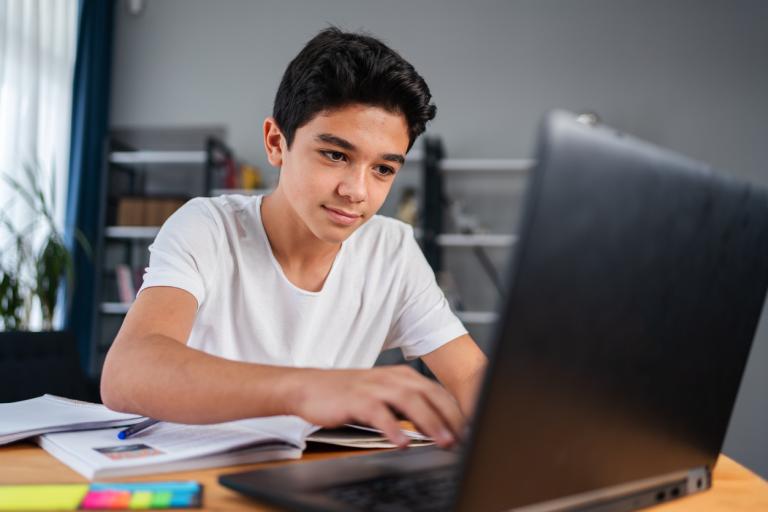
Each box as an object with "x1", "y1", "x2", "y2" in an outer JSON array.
[
  {"x1": 0, "y1": 163, "x2": 95, "y2": 402},
  {"x1": 1, "y1": 164, "x2": 90, "y2": 330}
]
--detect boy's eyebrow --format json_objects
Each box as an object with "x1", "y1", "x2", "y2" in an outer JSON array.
[
  {"x1": 316, "y1": 133, "x2": 355, "y2": 151},
  {"x1": 382, "y1": 153, "x2": 405, "y2": 165},
  {"x1": 316, "y1": 133, "x2": 405, "y2": 165}
]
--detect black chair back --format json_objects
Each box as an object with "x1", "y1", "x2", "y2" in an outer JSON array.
[{"x1": 0, "y1": 331, "x2": 99, "y2": 403}]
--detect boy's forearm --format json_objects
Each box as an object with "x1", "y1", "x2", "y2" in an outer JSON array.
[
  {"x1": 457, "y1": 365, "x2": 486, "y2": 418},
  {"x1": 101, "y1": 334, "x2": 303, "y2": 423},
  {"x1": 102, "y1": 335, "x2": 467, "y2": 447}
]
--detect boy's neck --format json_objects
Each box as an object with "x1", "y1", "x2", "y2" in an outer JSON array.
[{"x1": 260, "y1": 189, "x2": 342, "y2": 284}]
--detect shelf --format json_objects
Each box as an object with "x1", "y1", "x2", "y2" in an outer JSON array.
[
  {"x1": 109, "y1": 151, "x2": 207, "y2": 165},
  {"x1": 98, "y1": 301, "x2": 498, "y2": 326},
  {"x1": 440, "y1": 158, "x2": 533, "y2": 174},
  {"x1": 456, "y1": 310, "x2": 498, "y2": 325},
  {"x1": 436, "y1": 233, "x2": 517, "y2": 247},
  {"x1": 100, "y1": 302, "x2": 131, "y2": 314},
  {"x1": 210, "y1": 188, "x2": 272, "y2": 196},
  {"x1": 105, "y1": 226, "x2": 161, "y2": 239}
]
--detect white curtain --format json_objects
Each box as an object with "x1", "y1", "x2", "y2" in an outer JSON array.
[{"x1": 0, "y1": 0, "x2": 78, "y2": 328}]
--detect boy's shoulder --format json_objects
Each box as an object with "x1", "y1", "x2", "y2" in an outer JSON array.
[
  {"x1": 160, "y1": 195, "x2": 261, "y2": 246},
  {"x1": 175, "y1": 194, "x2": 260, "y2": 224},
  {"x1": 349, "y1": 215, "x2": 417, "y2": 255},
  {"x1": 199, "y1": 194, "x2": 260, "y2": 214}
]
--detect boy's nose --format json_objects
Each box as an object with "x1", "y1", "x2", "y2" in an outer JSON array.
[{"x1": 337, "y1": 168, "x2": 367, "y2": 202}]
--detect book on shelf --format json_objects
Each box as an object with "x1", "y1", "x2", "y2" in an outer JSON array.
[
  {"x1": 0, "y1": 395, "x2": 143, "y2": 446},
  {"x1": 38, "y1": 416, "x2": 317, "y2": 479},
  {"x1": 114, "y1": 264, "x2": 136, "y2": 304},
  {"x1": 115, "y1": 196, "x2": 187, "y2": 227}
]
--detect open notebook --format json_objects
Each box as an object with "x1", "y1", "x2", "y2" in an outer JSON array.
[{"x1": 38, "y1": 416, "x2": 318, "y2": 479}]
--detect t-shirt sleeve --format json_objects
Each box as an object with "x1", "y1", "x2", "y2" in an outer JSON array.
[
  {"x1": 137, "y1": 198, "x2": 221, "y2": 308},
  {"x1": 383, "y1": 227, "x2": 468, "y2": 360}
]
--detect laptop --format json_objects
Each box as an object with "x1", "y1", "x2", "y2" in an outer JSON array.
[{"x1": 219, "y1": 110, "x2": 768, "y2": 511}]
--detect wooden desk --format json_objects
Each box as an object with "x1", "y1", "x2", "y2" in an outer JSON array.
[{"x1": 1, "y1": 442, "x2": 766, "y2": 511}]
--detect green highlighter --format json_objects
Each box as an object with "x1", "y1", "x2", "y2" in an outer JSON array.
[{"x1": 0, "y1": 481, "x2": 202, "y2": 510}]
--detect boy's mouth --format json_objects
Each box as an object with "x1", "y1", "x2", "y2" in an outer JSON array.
[{"x1": 323, "y1": 205, "x2": 362, "y2": 225}]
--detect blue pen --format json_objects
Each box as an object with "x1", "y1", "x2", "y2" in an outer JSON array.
[{"x1": 117, "y1": 418, "x2": 161, "y2": 439}]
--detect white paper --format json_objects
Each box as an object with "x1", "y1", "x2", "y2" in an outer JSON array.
[
  {"x1": 307, "y1": 424, "x2": 435, "y2": 449},
  {"x1": 345, "y1": 423, "x2": 432, "y2": 441},
  {"x1": 0, "y1": 395, "x2": 143, "y2": 445}
]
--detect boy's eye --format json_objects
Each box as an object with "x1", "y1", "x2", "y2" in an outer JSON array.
[
  {"x1": 322, "y1": 150, "x2": 347, "y2": 162},
  {"x1": 375, "y1": 165, "x2": 396, "y2": 177}
]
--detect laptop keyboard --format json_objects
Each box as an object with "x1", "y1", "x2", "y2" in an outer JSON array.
[{"x1": 323, "y1": 467, "x2": 458, "y2": 511}]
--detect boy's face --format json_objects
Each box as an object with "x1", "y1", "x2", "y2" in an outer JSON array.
[{"x1": 265, "y1": 104, "x2": 409, "y2": 244}]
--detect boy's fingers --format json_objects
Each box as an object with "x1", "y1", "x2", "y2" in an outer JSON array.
[
  {"x1": 377, "y1": 367, "x2": 465, "y2": 442},
  {"x1": 363, "y1": 403, "x2": 409, "y2": 448},
  {"x1": 392, "y1": 369, "x2": 464, "y2": 439},
  {"x1": 423, "y1": 382, "x2": 465, "y2": 439},
  {"x1": 386, "y1": 391, "x2": 456, "y2": 448}
]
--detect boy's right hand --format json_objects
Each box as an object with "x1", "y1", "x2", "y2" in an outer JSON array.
[{"x1": 280, "y1": 365, "x2": 464, "y2": 449}]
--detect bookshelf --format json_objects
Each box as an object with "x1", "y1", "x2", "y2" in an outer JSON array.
[
  {"x1": 418, "y1": 136, "x2": 528, "y2": 353},
  {"x1": 89, "y1": 128, "x2": 236, "y2": 375}
]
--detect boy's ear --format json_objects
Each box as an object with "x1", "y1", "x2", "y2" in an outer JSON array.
[{"x1": 263, "y1": 117, "x2": 286, "y2": 167}]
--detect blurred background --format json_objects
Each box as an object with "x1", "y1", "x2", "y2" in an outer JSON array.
[{"x1": 1, "y1": 0, "x2": 766, "y2": 478}]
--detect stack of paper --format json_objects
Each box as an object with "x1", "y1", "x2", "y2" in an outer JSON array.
[
  {"x1": 38, "y1": 416, "x2": 318, "y2": 479},
  {"x1": 0, "y1": 395, "x2": 143, "y2": 445},
  {"x1": 307, "y1": 424, "x2": 434, "y2": 449}
]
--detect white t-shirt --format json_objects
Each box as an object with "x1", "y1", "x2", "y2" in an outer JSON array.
[{"x1": 138, "y1": 195, "x2": 467, "y2": 368}]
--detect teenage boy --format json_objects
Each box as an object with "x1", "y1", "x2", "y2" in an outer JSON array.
[{"x1": 101, "y1": 28, "x2": 487, "y2": 448}]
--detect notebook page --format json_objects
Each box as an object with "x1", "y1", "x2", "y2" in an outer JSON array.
[{"x1": 0, "y1": 395, "x2": 142, "y2": 443}]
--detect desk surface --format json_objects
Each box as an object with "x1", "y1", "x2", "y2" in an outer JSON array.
[{"x1": 1, "y1": 443, "x2": 766, "y2": 511}]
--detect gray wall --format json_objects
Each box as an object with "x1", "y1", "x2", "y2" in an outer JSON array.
[{"x1": 109, "y1": 0, "x2": 768, "y2": 477}]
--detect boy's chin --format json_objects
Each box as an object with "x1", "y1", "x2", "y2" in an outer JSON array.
[{"x1": 312, "y1": 222, "x2": 362, "y2": 245}]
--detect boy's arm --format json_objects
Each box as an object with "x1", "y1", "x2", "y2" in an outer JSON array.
[
  {"x1": 421, "y1": 334, "x2": 488, "y2": 417},
  {"x1": 101, "y1": 286, "x2": 463, "y2": 448}
]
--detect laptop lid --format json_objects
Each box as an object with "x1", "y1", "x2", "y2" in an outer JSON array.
[{"x1": 456, "y1": 110, "x2": 768, "y2": 511}]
